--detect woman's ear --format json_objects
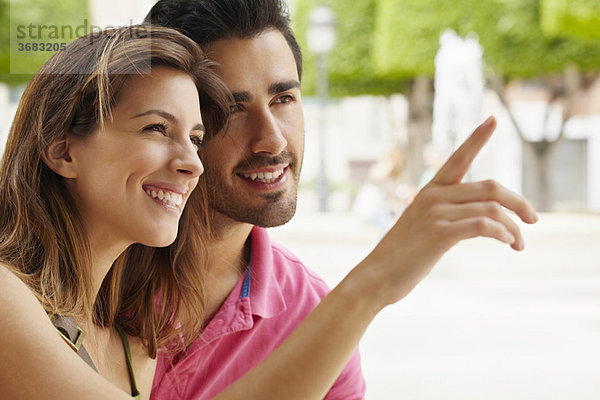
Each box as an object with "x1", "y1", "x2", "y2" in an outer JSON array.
[{"x1": 43, "y1": 137, "x2": 78, "y2": 179}]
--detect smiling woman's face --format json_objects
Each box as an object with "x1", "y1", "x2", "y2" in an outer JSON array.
[{"x1": 66, "y1": 67, "x2": 205, "y2": 249}]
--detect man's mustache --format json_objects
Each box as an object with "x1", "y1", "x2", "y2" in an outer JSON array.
[{"x1": 233, "y1": 151, "x2": 296, "y2": 172}]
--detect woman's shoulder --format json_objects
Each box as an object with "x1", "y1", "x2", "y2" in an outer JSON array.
[
  {"x1": 0, "y1": 262, "x2": 39, "y2": 307},
  {"x1": 0, "y1": 264, "x2": 135, "y2": 399},
  {"x1": 0, "y1": 262, "x2": 50, "y2": 332},
  {"x1": 0, "y1": 262, "x2": 56, "y2": 351},
  {"x1": 0, "y1": 262, "x2": 34, "y2": 300}
]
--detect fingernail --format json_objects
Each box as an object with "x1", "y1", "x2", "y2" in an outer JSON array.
[
  {"x1": 511, "y1": 238, "x2": 524, "y2": 251},
  {"x1": 505, "y1": 233, "x2": 515, "y2": 244},
  {"x1": 530, "y1": 210, "x2": 539, "y2": 223},
  {"x1": 482, "y1": 116, "x2": 494, "y2": 127}
]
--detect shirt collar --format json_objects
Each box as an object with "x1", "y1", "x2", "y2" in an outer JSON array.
[
  {"x1": 246, "y1": 226, "x2": 287, "y2": 319},
  {"x1": 182, "y1": 226, "x2": 288, "y2": 349}
]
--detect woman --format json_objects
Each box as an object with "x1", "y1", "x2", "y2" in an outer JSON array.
[{"x1": 0, "y1": 25, "x2": 230, "y2": 399}]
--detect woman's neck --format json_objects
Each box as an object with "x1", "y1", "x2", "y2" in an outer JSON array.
[{"x1": 87, "y1": 233, "x2": 131, "y2": 311}]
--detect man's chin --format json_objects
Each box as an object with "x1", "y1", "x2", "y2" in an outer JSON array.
[
  {"x1": 238, "y1": 204, "x2": 296, "y2": 228},
  {"x1": 253, "y1": 210, "x2": 296, "y2": 228},
  {"x1": 212, "y1": 199, "x2": 297, "y2": 228}
]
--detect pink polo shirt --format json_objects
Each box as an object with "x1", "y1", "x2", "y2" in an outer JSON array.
[{"x1": 151, "y1": 226, "x2": 365, "y2": 400}]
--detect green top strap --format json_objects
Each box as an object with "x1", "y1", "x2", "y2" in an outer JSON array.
[{"x1": 114, "y1": 324, "x2": 141, "y2": 400}]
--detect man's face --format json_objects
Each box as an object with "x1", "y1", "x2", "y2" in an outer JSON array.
[{"x1": 201, "y1": 29, "x2": 305, "y2": 227}]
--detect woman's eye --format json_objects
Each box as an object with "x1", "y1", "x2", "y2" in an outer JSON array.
[
  {"x1": 190, "y1": 135, "x2": 205, "y2": 150},
  {"x1": 143, "y1": 123, "x2": 168, "y2": 135}
]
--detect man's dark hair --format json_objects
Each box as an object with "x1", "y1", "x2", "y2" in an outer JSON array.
[{"x1": 145, "y1": 0, "x2": 303, "y2": 80}]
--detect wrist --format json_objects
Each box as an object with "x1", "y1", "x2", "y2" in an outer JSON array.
[{"x1": 334, "y1": 263, "x2": 388, "y2": 320}]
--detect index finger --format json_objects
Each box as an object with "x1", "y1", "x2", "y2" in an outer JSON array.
[{"x1": 431, "y1": 116, "x2": 496, "y2": 185}]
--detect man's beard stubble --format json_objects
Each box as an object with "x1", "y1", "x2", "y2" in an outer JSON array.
[{"x1": 201, "y1": 151, "x2": 300, "y2": 228}]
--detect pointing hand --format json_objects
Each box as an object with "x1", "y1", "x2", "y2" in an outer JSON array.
[{"x1": 355, "y1": 116, "x2": 538, "y2": 309}]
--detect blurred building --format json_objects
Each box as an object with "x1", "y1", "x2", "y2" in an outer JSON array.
[
  {"x1": 0, "y1": 84, "x2": 12, "y2": 156},
  {"x1": 301, "y1": 76, "x2": 600, "y2": 213},
  {"x1": 504, "y1": 78, "x2": 600, "y2": 212},
  {"x1": 89, "y1": 0, "x2": 154, "y2": 27}
]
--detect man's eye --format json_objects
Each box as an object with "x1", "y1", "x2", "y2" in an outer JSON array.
[
  {"x1": 143, "y1": 123, "x2": 168, "y2": 134},
  {"x1": 275, "y1": 94, "x2": 294, "y2": 104},
  {"x1": 229, "y1": 104, "x2": 243, "y2": 113},
  {"x1": 190, "y1": 135, "x2": 205, "y2": 150}
]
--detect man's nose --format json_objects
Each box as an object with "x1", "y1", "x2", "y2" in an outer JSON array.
[{"x1": 249, "y1": 108, "x2": 287, "y2": 155}]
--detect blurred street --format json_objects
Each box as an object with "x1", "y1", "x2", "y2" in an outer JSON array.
[{"x1": 269, "y1": 211, "x2": 600, "y2": 400}]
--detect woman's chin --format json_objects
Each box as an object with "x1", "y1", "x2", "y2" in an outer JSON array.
[{"x1": 141, "y1": 231, "x2": 178, "y2": 248}]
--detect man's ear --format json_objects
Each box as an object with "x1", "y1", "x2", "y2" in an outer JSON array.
[{"x1": 43, "y1": 137, "x2": 77, "y2": 179}]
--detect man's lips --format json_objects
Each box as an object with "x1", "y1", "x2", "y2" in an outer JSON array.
[
  {"x1": 237, "y1": 166, "x2": 289, "y2": 186},
  {"x1": 237, "y1": 164, "x2": 289, "y2": 183}
]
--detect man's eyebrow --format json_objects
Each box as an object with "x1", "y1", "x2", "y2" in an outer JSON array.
[
  {"x1": 232, "y1": 91, "x2": 251, "y2": 103},
  {"x1": 269, "y1": 80, "x2": 300, "y2": 95},
  {"x1": 230, "y1": 80, "x2": 300, "y2": 102},
  {"x1": 192, "y1": 123, "x2": 205, "y2": 132}
]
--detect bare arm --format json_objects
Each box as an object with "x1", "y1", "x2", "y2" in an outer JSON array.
[
  {"x1": 0, "y1": 265, "x2": 133, "y2": 400},
  {"x1": 214, "y1": 116, "x2": 538, "y2": 399},
  {"x1": 0, "y1": 117, "x2": 536, "y2": 400}
]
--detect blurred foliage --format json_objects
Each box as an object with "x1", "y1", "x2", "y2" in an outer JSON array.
[
  {"x1": 541, "y1": 0, "x2": 600, "y2": 40},
  {"x1": 293, "y1": 0, "x2": 600, "y2": 96},
  {"x1": 0, "y1": 0, "x2": 15, "y2": 84},
  {"x1": 478, "y1": 0, "x2": 600, "y2": 77},
  {"x1": 294, "y1": 0, "x2": 410, "y2": 96},
  {"x1": 0, "y1": 0, "x2": 89, "y2": 85}
]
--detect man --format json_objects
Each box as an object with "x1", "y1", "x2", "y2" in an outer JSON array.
[
  {"x1": 145, "y1": 1, "x2": 366, "y2": 399},
  {"x1": 145, "y1": 1, "x2": 539, "y2": 399}
]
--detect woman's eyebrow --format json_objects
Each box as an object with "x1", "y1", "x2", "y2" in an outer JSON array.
[
  {"x1": 131, "y1": 109, "x2": 176, "y2": 122},
  {"x1": 132, "y1": 110, "x2": 204, "y2": 132}
]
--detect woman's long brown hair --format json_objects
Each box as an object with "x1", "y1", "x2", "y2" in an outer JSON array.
[{"x1": 0, "y1": 25, "x2": 230, "y2": 357}]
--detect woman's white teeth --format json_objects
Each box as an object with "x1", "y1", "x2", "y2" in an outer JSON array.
[
  {"x1": 241, "y1": 168, "x2": 284, "y2": 183},
  {"x1": 146, "y1": 189, "x2": 183, "y2": 207}
]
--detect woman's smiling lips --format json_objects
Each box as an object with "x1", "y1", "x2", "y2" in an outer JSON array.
[{"x1": 142, "y1": 183, "x2": 189, "y2": 213}]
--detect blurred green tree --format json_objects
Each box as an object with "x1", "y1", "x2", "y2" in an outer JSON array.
[
  {"x1": 0, "y1": 0, "x2": 90, "y2": 85},
  {"x1": 541, "y1": 0, "x2": 600, "y2": 40},
  {"x1": 293, "y1": 0, "x2": 600, "y2": 210}
]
